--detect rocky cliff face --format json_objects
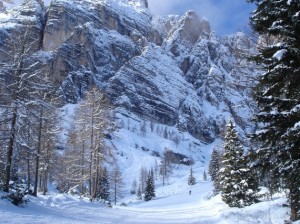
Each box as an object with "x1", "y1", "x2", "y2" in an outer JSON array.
[{"x1": 0, "y1": 0, "x2": 257, "y2": 143}]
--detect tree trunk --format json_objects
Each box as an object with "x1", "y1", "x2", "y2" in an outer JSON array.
[
  {"x1": 91, "y1": 166, "x2": 99, "y2": 200},
  {"x1": 26, "y1": 126, "x2": 31, "y2": 192},
  {"x1": 80, "y1": 140, "x2": 85, "y2": 196},
  {"x1": 91, "y1": 145, "x2": 100, "y2": 200},
  {"x1": 42, "y1": 142, "x2": 50, "y2": 195},
  {"x1": 114, "y1": 178, "x2": 117, "y2": 205},
  {"x1": 290, "y1": 205, "x2": 298, "y2": 222},
  {"x1": 42, "y1": 168, "x2": 48, "y2": 195},
  {"x1": 27, "y1": 156, "x2": 31, "y2": 192},
  {"x1": 89, "y1": 151, "x2": 92, "y2": 196},
  {"x1": 161, "y1": 160, "x2": 167, "y2": 186},
  {"x1": 33, "y1": 109, "x2": 43, "y2": 197},
  {"x1": 3, "y1": 110, "x2": 17, "y2": 192},
  {"x1": 89, "y1": 102, "x2": 95, "y2": 197},
  {"x1": 290, "y1": 187, "x2": 300, "y2": 222},
  {"x1": 162, "y1": 169, "x2": 165, "y2": 186}
]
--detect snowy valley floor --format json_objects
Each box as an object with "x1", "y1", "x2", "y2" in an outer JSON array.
[
  {"x1": 0, "y1": 124, "x2": 294, "y2": 224},
  {"x1": 0, "y1": 181, "x2": 293, "y2": 224}
]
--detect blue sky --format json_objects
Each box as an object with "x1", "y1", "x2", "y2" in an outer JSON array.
[{"x1": 147, "y1": 0, "x2": 256, "y2": 35}]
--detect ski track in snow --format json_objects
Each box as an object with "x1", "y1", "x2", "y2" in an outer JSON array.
[
  {"x1": 0, "y1": 180, "x2": 291, "y2": 224},
  {"x1": 0, "y1": 183, "x2": 225, "y2": 224}
]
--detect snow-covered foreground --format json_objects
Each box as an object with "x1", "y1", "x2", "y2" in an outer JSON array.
[
  {"x1": 0, "y1": 117, "x2": 293, "y2": 224},
  {"x1": 0, "y1": 181, "x2": 291, "y2": 224}
]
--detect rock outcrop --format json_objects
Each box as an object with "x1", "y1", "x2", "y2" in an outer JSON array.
[{"x1": 0, "y1": 0, "x2": 257, "y2": 143}]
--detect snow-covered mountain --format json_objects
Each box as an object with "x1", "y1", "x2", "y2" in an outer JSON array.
[{"x1": 0, "y1": 0, "x2": 257, "y2": 144}]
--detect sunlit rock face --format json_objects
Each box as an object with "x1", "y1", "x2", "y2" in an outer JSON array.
[{"x1": 0, "y1": 0, "x2": 257, "y2": 143}]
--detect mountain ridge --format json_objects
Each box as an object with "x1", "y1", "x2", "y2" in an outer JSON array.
[{"x1": 0, "y1": 0, "x2": 257, "y2": 143}]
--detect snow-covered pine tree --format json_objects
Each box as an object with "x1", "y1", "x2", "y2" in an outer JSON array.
[
  {"x1": 243, "y1": 148, "x2": 260, "y2": 204},
  {"x1": 144, "y1": 169, "x2": 155, "y2": 201},
  {"x1": 219, "y1": 119, "x2": 258, "y2": 207},
  {"x1": 248, "y1": 0, "x2": 300, "y2": 221},
  {"x1": 208, "y1": 148, "x2": 221, "y2": 193},
  {"x1": 209, "y1": 149, "x2": 220, "y2": 181},
  {"x1": 219, "y1": 119, "x2": 242, "y2": 207},
  {"x1": 97, "y1": 167, "x2": 110, "y2": 201},
  {"x1": 187, "y1": 166, "x2": 196, "y2": 185}
]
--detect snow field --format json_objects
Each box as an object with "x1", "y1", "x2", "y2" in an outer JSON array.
[
  {"x1": 0, "y1": 182, "x2": 292, "y2": 224},
  {"x1": 0, "y1": 113, "x2": 294, "y2": 224}
]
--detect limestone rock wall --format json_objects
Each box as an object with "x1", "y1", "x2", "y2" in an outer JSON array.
[{"x1": 0, "y1": 0, "x2": 257, "y2": 143}]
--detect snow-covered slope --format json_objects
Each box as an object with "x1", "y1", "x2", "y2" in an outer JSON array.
[
  {"x1": 0, "y1": 115, "x2": 292, "y2": 224},
  {"x1": 0, "y1": 175, "x2": 292, "y2": 224}
]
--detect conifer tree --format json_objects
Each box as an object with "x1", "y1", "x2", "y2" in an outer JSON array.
[
  {"x1": 187, "y1": 166, "x2": 196, "y2": 185},
  {"x1": 208, "y1": 148, "x2": 221, "y2": 193},
  {"x1": 139, "y1": 167, "x2": 147, "y2": 193},
  {"x1": 97, "y1": 167, "x2": 110, "y2": 201},
  {"x1": 209, "y1": 149, "x2": 220, "y2": 181},
  {"x1": 144, "y1": 169, "x2": 155, "y2": 201},
  {"x1": 248, "y1": 0, "x2": 300, "y2": 221},
  {"x1": 243, "y1": 149, "x2": 260, "y2": 202},
  {"x1": 219, "y1": 119, "x2": 258, "y2": 208},
  {"x1": 137, "y1": 185, "x2": 142, "y2": 200}
]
